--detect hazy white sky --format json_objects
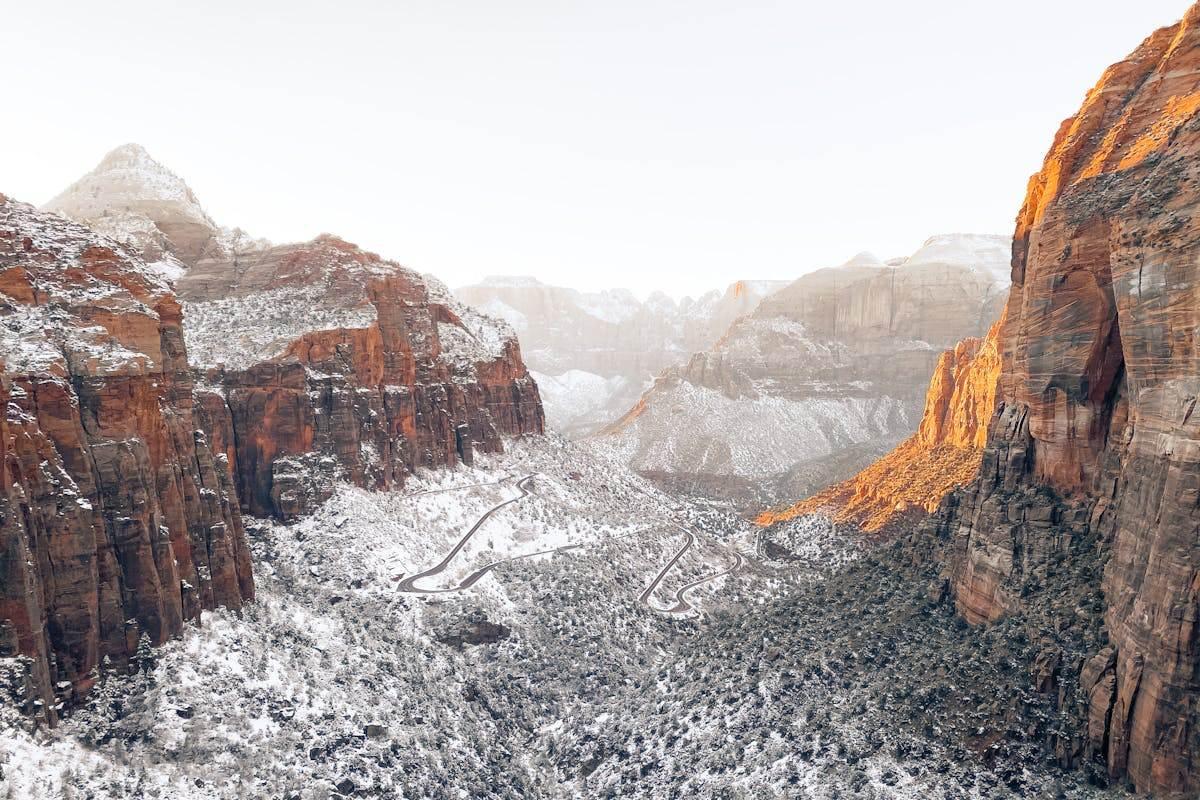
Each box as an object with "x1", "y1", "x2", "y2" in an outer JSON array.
[{"x1": 2, "y1": 1, "x2": 1193, "y2": 297}]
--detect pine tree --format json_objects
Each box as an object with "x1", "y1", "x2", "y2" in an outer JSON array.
[{"x1": 134, "y1": 633, "x2": 155, "y2": 678}]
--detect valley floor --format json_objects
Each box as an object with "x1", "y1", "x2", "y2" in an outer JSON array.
[{"x1": 1, "y1": 437, "x2": 1126, "y2": 799}]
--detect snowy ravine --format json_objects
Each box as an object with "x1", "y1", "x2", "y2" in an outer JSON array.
[{"x1": 1, "y1": 437, "x2": 1118, "y2": 799}]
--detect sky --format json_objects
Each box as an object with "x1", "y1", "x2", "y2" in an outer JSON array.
[{"x1": 2, "y1": 0, "x2": 1194, "y2": 298}]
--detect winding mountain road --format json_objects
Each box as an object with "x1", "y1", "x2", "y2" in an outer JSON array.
[
  {"x1": 637, "y1": 529, "x2": 695, "y2": 605},
  {"x1": 441, "y1": 543, "x2": 584, "y2": 593},
  {"x1": 652, "y1": 550, "x2": 745, "y2": 614},
  {"x1": 399, "y1": 475, "x2": 540, "y2": 594},
  {"x1": 395, "y1": 472, "x2": 744, "y2": 606},
  {"x1": 639, "y1": 527, "x2": 745, "y2": 614}
]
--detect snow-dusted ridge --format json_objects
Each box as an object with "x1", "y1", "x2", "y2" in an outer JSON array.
[
  {"x1": 456, "y1": 275, "x2": 788, "y2": 436},
  {"x1": 45, "y1": 143, "x2": 213, "y2": 227},
  {"x1": 0, "y1": 196, "x2": 175, "y2": 375}
]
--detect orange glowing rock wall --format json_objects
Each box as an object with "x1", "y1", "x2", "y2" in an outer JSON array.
[{"x1": 756, "y1": 320, "x2": 1001, "y2": 533}]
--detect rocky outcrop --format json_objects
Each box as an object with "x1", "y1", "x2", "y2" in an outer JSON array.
[
  {"x1": 178, "y1": 236, "x2": 544, "y2": 519},
  {"x1": 43, "y1": 146, "x2": 546, "y2": 522},
  {"x1": 0, "y1": 195, "x2": 252, "y2": 720},
  {"x1": 926, "y1": 7, "x2": 1200, "y2": 794},
  {"x1": 758, "y1": 319, "x2": 1001, "y2": 532},
  {"x1": 43, "y1": 144, "x2": 266, "y2": 271},
  {"x1": 601, "y1": 235, "x2": 1009, "y2": 511},
  {"x1": 455, "y1": 276, "x2": 786, "y2": 435}
]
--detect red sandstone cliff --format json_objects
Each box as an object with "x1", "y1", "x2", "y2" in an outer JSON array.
[
  {"x1": 0, "y1": 195, "x2": 252, "y2": 720},
  {"x1": 42, "y1": 147, "x2": 545, "y2": 522},
  {"x1": 756, "y1": 319, "x2": 1001, "y2": 532},
  {"x1": 927, "y1": 6, "x2": 1200, "y2": 794},
  {"x1": 178, "y1": 235, "x2": 544, "y2": 519}
]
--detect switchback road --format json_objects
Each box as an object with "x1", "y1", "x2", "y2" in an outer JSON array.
[
  {"x1": 639, "y1": 527, "x2": 745, "y2": 614},
  {"x1": 652, "y1": 550, "x2": 745, "y2": 614},
  {"x1": 399, "y1": 475, "x2": 538, "y2": 594},
  {"x1": 638, "y1": 529, "x2": 695, "y2": 605}
]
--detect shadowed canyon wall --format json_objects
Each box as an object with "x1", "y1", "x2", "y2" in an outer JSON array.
[{"x1": 928, "y1": 7, "x2": 1200, "y2": 794}]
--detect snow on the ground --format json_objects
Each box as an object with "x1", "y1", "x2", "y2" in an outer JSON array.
[
  {"x1": 182, "y1": 286, "x2": 378, "y2": 370},
  {"x1": 531, "y1": 369, "x2": 646, "y2": 436},
  {"x1": 603, "y1": 380, "x2": 909, "y2": 480},
  {"x1": 0, "y1": 435, "x2": 762, "y2": 799},
  {"x1": 424, "y1": 273, "x2": 518, "y2": 375},
  {"x1": 0, "y1": 432, "x2": 1121, "y2": 800}
]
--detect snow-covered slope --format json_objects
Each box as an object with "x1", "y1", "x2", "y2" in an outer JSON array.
[
  {"x1": 456, "y1": 276, "x2": 786, "y2": 436},
  {"x1": 530, "y1": 369, "x2": 647, "y2": 437},
  {"x1": 602, "y1": 234, "x2": 1011, "y2": 510},
  {"x1": 0, "y1": 434, "x2": 1113, "y2": 800},
  {"x1": 903, "y1": 233, "x2": 1012, "y2": 284},
  {"x1": 0, "y1": 436, "x2": 758, "y2": 797}
]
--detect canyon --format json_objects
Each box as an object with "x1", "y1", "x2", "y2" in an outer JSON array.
[
  {"x1": 601, "y1": 235, "x2": 1010, "y2": 511},
  {"x1": 758, "y1": 316, "x2": 1001, "y2": 533},
  {"x1": 1, "y1": 147, "x2": 544, "y2": 718},
  {"x1": 5, "y1": 3, "x2": 1200, "y2": 797},
  {"x1": 932, "y1": 9, "x2": 1200, "y2": 793},
  {"x1": 757, "y1": 6, "x2": 1200, "y2": 795},
  {"x1": 456, "y1": 275, "x2": 785, "y2": 436}
]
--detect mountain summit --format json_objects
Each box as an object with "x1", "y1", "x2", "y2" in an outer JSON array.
[{"x1": 43, "y1": 144, "x2": 263, "y2": 272}]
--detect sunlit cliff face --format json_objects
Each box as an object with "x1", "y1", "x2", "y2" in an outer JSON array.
[{"x1": 756, "y1": 319, "x2": 1001, "y2": 533}]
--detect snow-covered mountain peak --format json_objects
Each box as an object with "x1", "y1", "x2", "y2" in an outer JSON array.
[
  {"x1": 46, "y1": 143, "x2": 212, "y2": 228},
  {"x1": 41, "y1": 143, "x2": 278, "y2": 272},
  {"x1": 905, "y1": 233, "x2": 1011, "y2": 282},
  {"x1": 95, "y1": 142, "x2": 169, "y2": 172},
  {"x1": 839, "y1": 251, "x2": 885, "y2": 269}
]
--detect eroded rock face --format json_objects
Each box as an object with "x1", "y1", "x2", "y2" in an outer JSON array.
[
  {"x1": 178, "y1": 237, "x2": 544, "y2": 519},
  {"x1": 43, "y1": 146, "x2": 546, "y2": 522},
  {"x1": 0, "y1": 195, "x2": 252, "y2": 719},
  {"x1": 602, "y1": 236, "x2": 1009, "y2": 511},
  {"x1": 930, "y1": 7, "x2": 1200, "y2": 793},
  {"x1": 758, "y1": 319, "x2": 1001, "y2": 532}
]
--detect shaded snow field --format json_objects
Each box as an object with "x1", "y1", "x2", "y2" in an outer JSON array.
[
  {"x1": 530, "y1": 369, "x2": 648, "y2": 437},
  {"x1": 603, "y1": 380, "x2": 909, "y2": 479}
]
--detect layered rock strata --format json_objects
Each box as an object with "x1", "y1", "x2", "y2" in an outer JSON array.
[
  {"x1": 43, "y1": 145, "x2": 546, "y2": 522},
  {"x1": 602, "y1": 236, "x2": 1009, "y2": 510},
  {"x1": 0, "y1": 195, "x2": 253, "y2": 719},
  {"x1": 926, "y1": 8, "x2": 1200, "y2": 794},
  {"x1": 178, "y1": 236, "x2": 544, "y2": 519}
]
